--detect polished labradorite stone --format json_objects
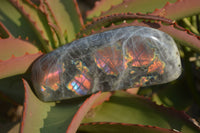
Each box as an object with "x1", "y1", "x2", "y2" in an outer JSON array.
[{"x1": 31, "y1": 26, "x2": 182, "y2": 102}]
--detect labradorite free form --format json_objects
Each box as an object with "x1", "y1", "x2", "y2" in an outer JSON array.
[{"x1": 31, "y1": 26, "x2": 181, "y2": 102}]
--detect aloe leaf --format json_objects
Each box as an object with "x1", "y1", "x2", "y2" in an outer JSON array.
[
  {"x1": 86, "y1": 0, "x2": 123, "y2": 19},
  {"x1": 90, "y1": 92, "x2": 112, "y2": 108},
  {"x1": 0, "y1": 22, "x2": 13, "y2": 38},
  {"x1": 0, "y1": 52, "x2": 42, "y2": 104},
  {"x1": 0, "y1": 38, "x2": 39, "y2": 60},
  {"x1": 0, "y1": 0, "x2": 41, "y2": 46},
  {"x1": 21, "y1": 79, "x2": 56, "y2": 133},
  {"x1": 151, "y1": 0, "x2": 200, "y2": 20},
  {"x1": 128, "y1": 21, "x2": 200, "y2": 53},
  {"x1": 0, "y1": 0, "x2": 83, "y2": 51},
  {"x1": 9, "y1": 0, "x2": 55, "y2": 52},
  {"x1": 66, "y1": 92, "x2": 111, "y2": 133},
  {"x1": 42, "y1": 0, "x2": 83, "y2": 43},
  {"x1": 41, "y1": 92, "x2": 108, "y2": 133},
  {"x1": 87, "y1": 0, "x2": 200, "y2": 21},
  {"x1": 22, "y1": 79, "x2": 103, "y2": 133},
  {"x1": 82, "y1": 91, "x2": 200, "y2": 133},
  {"x1": 0, "y1": 52, "x2": 42, "y2": 79},
  {"x1": 87, "y1": 0, "x2": 177, "y2": 19},
  {"x1": 80, "y1": 16, "x2": 200, "y2": 53},
  {"x1": 78, "y1": 122, "x2": 180, "y2": 133},
  {"x1": 65, "y1": 92, "x2": 102, "y2": 133}
]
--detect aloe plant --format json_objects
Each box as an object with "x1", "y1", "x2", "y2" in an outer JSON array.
[{"x1": 0, "y1": 0, "x2": 200, "y2": 133}]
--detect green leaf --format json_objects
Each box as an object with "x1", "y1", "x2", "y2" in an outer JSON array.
[
  {"x1": 43, "y1": 0, "x2": 83, "y2": 43},
  {"x1": 87, "y1": 0, "x2": 200, "y2": 20},
  {"x1": 10, "y1": 0, "x2": 55, "y2": 52},
  {"x1": 87, "y1": 0, "x2": 123, "y2": 19},
  {"x1": 78, "y1": 122, "x2": 180, "y2": 133},
  {"x1": 0, "y1": 22, "x2": 13, "y2": 38},
  {"x1": 80, "y1": 17, "x2": 200, "y2": 53},
  {"x1": 0, "y1": 38, "x2": 39, "y2": 60},
  {"x1": 151, "y1": 0, "x2": 200, "y2": 20},
  {"x1": 0, "y1": 51, "x2": 41, "y2": 104},
  {"x1": 82, "y1": 91, "x2": 200, "y2": 133},
  {"x1": 21, "y1": 79, "x2": 56, "y2": 133},
  {"x1": 21, "y1": 79, "x2": 102, "y2": 133},
  {"x1": 66, "y1": 92, "x2": 106, "y2": 133},
  {"x1": 87, "y1": 0, "x2": 177, "y2": 19},
  {"x1": 0, "y1": 0, "x2": 41, "y2": 46},
  {"x1": 41, "y1": 93, "x2": 101, "y2": 133},
  {"x1": 0, "y1": 52, "x2": 42, "y2": 79},
  {"x1": 0, "y1": 0, "x2": 83, "y2": 51}
]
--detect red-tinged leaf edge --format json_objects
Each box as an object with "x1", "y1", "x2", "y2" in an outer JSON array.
[
  {"x1": 21, "y1": 79, "x2": 56, "y2": 133},
  {"x1": 96, "y1": 0, "x2": 200, "y2": 20},
  {"x1": 83, "y1": 92, "x2": 113, "y2": 122},
  {"x1": 67, "y1": 91, "x2": 102, "y2": 133},
  {"x1": 72, "y1": 0, "x2": 84, "y2": 26},
  {"x1": 94, "y1": 0, "x2": 176, "y2": 19},
  {"x1": 77, "y1": 13, "x2": 200, "y2": 53},
  {"x1": 9, "y1": 0, "x2": 53, "y2": 52},
  {"x1": 39, "y1": 2, "x2": 64, "y2": 47},
  {"x1": 91, "y1": 92, "x2": 112, "y2": 108},
  {"x1": 78, "y1": 122, "x2": 181, "y2": 133},
  {"x1": 78, "y1": 13, "x2": 174, "y2": 37},
  {"x1": 151, "y1": 0, "x2": 200, "y2": 20},
  {"x1": 0, "y1": 22, "x2": 13, "y2": 38},
  {"x1": 125, "y1": 88, "x2": 140, "y2": 95},
  {"x1": 0, "y1": 38, "x2": 39, "y2": 61},
  {"x1": 21, "y1": 79, "x2": 29, "y2": 133},
  {"x1": 0, "y1": 52, "x2": 43, "y2": 79},
  {"x1": 86, "y1": 0, "x2": 123, "y2": 19},
  {"x1": 39, "y1": 0, "x2": 83, "y2": 44},
  {"x1": 82, "y1": 91, "x2": 200, "y2": 132}
]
